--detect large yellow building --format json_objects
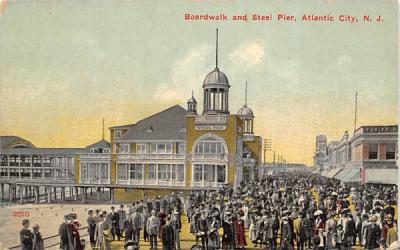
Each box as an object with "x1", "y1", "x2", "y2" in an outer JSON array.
[{"x1": 105, "y1": 31, "x2": 263, "y2": 202}]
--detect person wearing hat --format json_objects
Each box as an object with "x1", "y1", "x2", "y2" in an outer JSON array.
[
  {"x1": 280, "y1": 216, "x2": 292, "y2": 250},
  {"x1": 235, "y1": 210, "x2": 247, "y2": 248},
  {"x1": 364, "y1": 215, "x2": 381, "y2": 250},
  {"x1": 32, "y1": 224, "x2": 44, "y2": 250},
  {"x1": 146, "y1": 210, "x2": 160, "y2": 250},
  {"x1": 108, "y1": 206, "x2": 121, "y2": 241},
  {"x1": 19, "y1": 219, "x2": 34, "y2": 250},
  {"x1": 87, "y1": 210, "x2": 97, "y2": 248},
  {"x1": 208, "y1": 212, "x2": 221, "y2": 250},
  {"x1": 161, "y1": 216, "x2": 175, "y2": 250},
  {"x1": 58, "y1": 215, "x2": 74, "y2": 250},
  {"x1": 222, "y1": 211, "x2": 235, "y2": 249},
  {"x1": 170, "y1": 211, "x2": 182, "y2": 250},
  {"x1": 117, "y1": 204, "x2": 127, "y2": 237},
  {"x1": 380, "y1": 214, "x2": 398, "y2": 249},
  {"x1": 196, "y1": 210, "x2": 209, "y2": 249}
]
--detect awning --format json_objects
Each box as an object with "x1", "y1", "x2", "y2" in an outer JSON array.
[
  {"x1": 334, "y1": 167, "x2": 360, "y2": 183},
  {"x1": 325, "y1": 168, "x2": 343, "y2": 178},
  {"x1": 365, "y1": 168, "x2": 397, "y2": 185}
]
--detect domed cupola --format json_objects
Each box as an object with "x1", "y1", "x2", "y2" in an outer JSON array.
[
  {"x1": 237, "y1": 82, "x2": 254, "y2": 134},
  {"x1": 202, "y1": 29, "x2": 230, "y2": 115},
  {"x1": 187, "y1": 90, "x2": 197, "y2": 115}
]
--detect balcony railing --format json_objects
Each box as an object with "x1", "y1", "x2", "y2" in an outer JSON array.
[
  {"x1": 190, "y1": 154, "x2": 229, "y2": 162},
  {"x1": 79, "y1": 154, "x2": 112, "y2": 160},
  {"x1": 192, "y1": 181, "x2": 226, "y2": 188},
  {"x1": 117, "y1": 153, "x2": 185, "y2": 161},
  {"x1": 194, "y1": 115, "x2": 229, "y2": 125}
]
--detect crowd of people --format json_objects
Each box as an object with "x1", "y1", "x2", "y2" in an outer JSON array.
[{"x1": 18, "y1": 173, "x2": 398, "y2": 250}]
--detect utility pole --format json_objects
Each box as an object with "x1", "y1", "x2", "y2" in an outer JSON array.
[{"x1": 263, "y1": 139, "x2": 272, "y2": 164}]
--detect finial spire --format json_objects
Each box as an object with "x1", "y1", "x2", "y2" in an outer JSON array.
[
  {"x1": 245, "y1": 81, "x2": 248, "y2": 107},
  {"x1": 215, "y1": 28, "x2": 218, "y2": 70},
  {"x1": 102, "y1": 118, "x2": 105, "y2": 140},
  {"x1": 192, "y1": 90, "x2": 194, "y2": 98}
]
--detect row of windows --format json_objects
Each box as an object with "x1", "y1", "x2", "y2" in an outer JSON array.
[
  {"x1": 117, "y1": 163, "x2": 185, "y2": 181},
  {"x1": 118, "y1": 143, "x2": 185, "y2": 154},
  {"x1": 193, "y1": 164, "x2": 226, "y2": 183},
  {"x1": 81, "y1": 163, "x2": 109, "y2": 180},
  {"x1": 367, "y1": 143, "x2": 396, "y2": 160}
]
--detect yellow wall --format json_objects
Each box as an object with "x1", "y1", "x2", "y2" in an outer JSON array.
[
  {"x1": 111, "y1": 154, "x2": 117, "y2": 184},
  {"x1": 244, "y1": 135, "x2": 263, "y2": 179},
  {"x1": 114, "y1": 187, "x2": 191, "y2": 202},
  {"x1": 185, "y1": 115, "x2": 243, "y2": 186}
]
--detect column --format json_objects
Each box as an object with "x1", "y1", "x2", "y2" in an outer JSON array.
[
  {"x1": 19, "y1": 186, "x2": 23, "y2": 204},
  {"x1": 96, "y1": 187, "x2": 101, "y2": 201},
  {"x1": 0, "y1": 183, "x2": 3, "y2": 201},
  {"x1": 34, "y1": 186, "x2": 39, "y2": 204},
  {"x1": 155, "y1": 164, "x2": 159, "y2": 185},
  {"x1": 110, "y1": 188, "x2": 114, "y2": 204},
  {"x1": 30, "y1": 155, "x2": 33, "y2": 179},
  {"x1": 74, "y1": 187, "x2": 78, "y2": 201},
  {"x1": 8, "y1": 184, "x2": 12, "y2": 202},
  {"x1": 81, "y1": 187, "x2": 86, "y2": 203},
  {"x1": 61, "y1": 187, "x2": 65, "y2": 202},
  {"x1": 47, "y1": 186, "x2": 52, "y2": 203}
]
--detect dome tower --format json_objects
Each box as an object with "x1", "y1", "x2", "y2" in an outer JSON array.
[
  {"x1": 202, "y1": 29, "x2": 230, "y2": 115},
  {"x1": 237, "y1": 82, "x2": 255, "y2": 134}
]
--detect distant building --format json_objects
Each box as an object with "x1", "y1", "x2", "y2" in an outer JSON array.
[{"x1": 320, "y1": 125, "x2": 398, "y2": 185}]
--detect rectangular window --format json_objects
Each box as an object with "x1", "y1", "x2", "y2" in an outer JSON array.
[
  {"x1": 178, "y1": 143, "x2": 185, "y2": 154},
  {"x1": 101, "y1": 163, "x2": 108, "y2": 179},
  {"x1": 157, "y1": 144, "x2": 166, "y2": 154},
  {"x1": 158, "y1": 164, "x2": 170, "y2": 180},
  {"x1": 204, "y1": 164, "x2": 215, "y2": 182},
  {"x1": 118, "y1": 163, "x2": 128, "y2": 180},
  {"x1": 129, "y1": 164, "x2": 143, "y2": 180},
  {"x1": 194, "y1": 164, "x2": 203, "y2": 182},
  {"x1": 81, "y1": 164, "x2": 88, "y2": 180},
  {"x1": 177, "y1": 164, "x2": 184, "y2": 181},
  {"x1": 217, "y1": 165, "x2": 226, "y2": 183},
  {"x1": 386, "y1": 143, "x2": 396, "y2": 160},
  {"x1": 120, "y1": 144, "x2": 129, "y2": 153},
  {"x1": 137, "y1": 144, "x2": 146, "y2": 154},
  {"x1": 166, "y1": 144, "x2": 172, "y2": 154},
  {"x1": 149, "y1": 144, "x2": 157, "y2": 154},
  {"x1": 114, "y1": 130, "x2": 122, "y2": 139},
  {"x1": 368, "y1": 144, "x2": 378, "y2": 159},
  {"x1": 148, "y1": 164, "x2": 156, "y2": 179}
]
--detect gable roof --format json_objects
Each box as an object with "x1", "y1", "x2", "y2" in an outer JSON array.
[
  {"x1": 119, "y1": 105, "x2": 187, "y2": 141},
  {"x1": 0, "y1": 136, "x2": 35, "y2": 149},
  {"x1": 86, "y1": 139, "x2": 111, "y2": 149}
]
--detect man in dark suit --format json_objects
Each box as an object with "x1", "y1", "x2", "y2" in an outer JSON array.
[
  {"x1": 19, "y1": 219, "x2": 34, "y2": 250},
  {"x1": 108, "y1": 206, "x2": 121, "y2": 241},
  {"x1": 58, "y1": 215, "x2": 74, "y2": 250},
  {"x1": 123, "y1": 213, "x2": 135, "y2": 242},
  {"x1": 162, "y1": 217, "x2": 175, "y2": 250}
]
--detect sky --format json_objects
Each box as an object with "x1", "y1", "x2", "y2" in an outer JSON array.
[{"x1": 0, "y1": 0, "x2": 398, "y2": 165}]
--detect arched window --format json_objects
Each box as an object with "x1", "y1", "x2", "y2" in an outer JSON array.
[{"x1": 192, "y1": 134, "x2": 228, "y2": 156}]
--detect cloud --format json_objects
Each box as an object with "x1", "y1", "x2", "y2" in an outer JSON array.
[
  {"x1": 153, "y1": 44, "x2": 213, "y2": 103},
  {"x1": 0, "y1": 0, "x2": 8, "y2": 16},
  {"x1": 229, "y1": 40, "x2": 265, "y2": 68}
]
